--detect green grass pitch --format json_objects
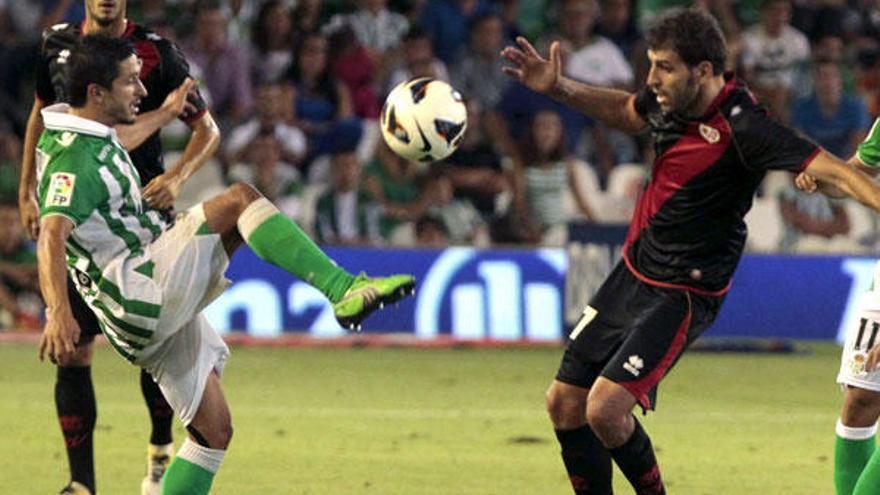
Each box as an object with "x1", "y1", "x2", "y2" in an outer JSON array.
[{"x1": 1, "y1": 341, "x2": 846, "y2": 494}]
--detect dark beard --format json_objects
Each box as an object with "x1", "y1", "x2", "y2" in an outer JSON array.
[
  {"x1": 678, "y1": 73, "x2": 702, "y2": 117},
  {"x1": 94, "y1": 16, "x2": 116, "y2": 27}
]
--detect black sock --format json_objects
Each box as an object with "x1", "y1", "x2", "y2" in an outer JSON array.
[
  {"x1": 140, "y1": 368, "x2": 173, "y2": 446},
  {"x1": 609, "y1": 418, "x2": 665, "y2": 495},
  {"x1": 55, "y1": 366, "x2": 96, "y2": 493},
  {"x1": 555, "y1": 425, "x2": 613, "y2": 495}
]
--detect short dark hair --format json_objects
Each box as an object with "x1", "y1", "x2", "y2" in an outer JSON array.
[
  {"x1": 67, "y1": 35, "x2": 137, "y2": 107},
  {"x1": 646, "y1": 8, "x2": 727, "y2": 75}
]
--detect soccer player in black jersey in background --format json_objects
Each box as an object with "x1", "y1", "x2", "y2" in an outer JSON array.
[
  {"x1": 503, "y1": 8, "x2": 880, "y2": 495},
  {"x1": 17, "y1": 1, "x2": 220, "y2": 494}
]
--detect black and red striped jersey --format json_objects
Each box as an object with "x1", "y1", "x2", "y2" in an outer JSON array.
[
  {"x1": 35, "y1": 20, "x2": 207, "y2": 185},
  {"x1": 628, "y1": 74, "x2": 819, "y2": 295}
]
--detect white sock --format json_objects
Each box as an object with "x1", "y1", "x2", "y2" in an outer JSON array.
[
  {"x1": 177, "y1": 437, "x2": 226, "y2": 474},
  {"x1": 836, "y1": 418, "x2": 878, "y2": 440},
  {"x1": 237, "y1": 197, "x2": 278, "y2": 241}
]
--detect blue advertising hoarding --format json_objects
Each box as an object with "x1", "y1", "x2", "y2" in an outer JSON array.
[
  {"x1": 202, "y1": 244, "x2": 876, "y2": 342},
  {"x1": 203, "y1": 246, "x2": 568, "y2": 340}
]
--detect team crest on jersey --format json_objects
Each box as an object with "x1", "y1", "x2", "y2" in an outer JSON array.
[
  {"x1": 851, "y1": 352, "x2": 868, "y2": 376},
  {"x1": 699, "y1": 124, "x2": 720, "y2": 144},
  {"x1": 46, "y1": 172, "x2": 76, "y2": 207}
]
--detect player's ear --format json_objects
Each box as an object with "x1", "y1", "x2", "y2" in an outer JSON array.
[
  {"x1": 87, "y1": 82, "x2": 106, "y2": 104},
  {"x1": 697, "y1": 61, "x2": 714, "y2": 82}
]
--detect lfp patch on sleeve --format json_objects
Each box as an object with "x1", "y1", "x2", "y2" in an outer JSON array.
[{"x1": 46, "y1": 172, "x2": 76, "y2": 207}]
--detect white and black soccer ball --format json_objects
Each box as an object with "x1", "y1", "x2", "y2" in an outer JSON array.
[{"x1": 380, "y1": 78, "x2": 467, "y2": 162}]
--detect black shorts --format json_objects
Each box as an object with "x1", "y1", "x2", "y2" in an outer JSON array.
[
  {"x1": 68, "y1": 276, "x2": 101, "y2": 346},
  {"x1": 556, "y1": 261, "x2": 723, "y2": 410}
]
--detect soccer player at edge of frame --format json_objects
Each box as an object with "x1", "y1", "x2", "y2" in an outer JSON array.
[
  {"x1": 502, "y1": 8, "x2": 880, "y2": 495},
  {"x1": 795, "y1": 121, "x2": 880, "y2": 493},
  {"x1": 35, "y1": 35, "x2": 415, "y2": 495},
  {"x1": 19, "y1": 1, "x2": 217, "y2": 493}
]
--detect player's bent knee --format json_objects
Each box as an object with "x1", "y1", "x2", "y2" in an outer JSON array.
[
  {"x1": 585, "y1": 399, "x2": 627, "y2": 438},
  {"x1": 546, "y1": 383, "x2": 588, "y2": 428},
  {"x1": 842, "y1": 387, "x2": 880, "y2": 426},
  {"x1": 227, "y1": 181, "x2": 262, "y2": 207},
  {"x1": 56, "y1": 341, "x2": 94, "y2": 367},
  {"x1": 188, "y1": 421, "x2": 233, "y2": 450}
]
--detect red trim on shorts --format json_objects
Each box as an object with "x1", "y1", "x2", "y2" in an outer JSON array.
[
  {"x1": 621, "y1": 294, "x2": 693, "y2": 410},
  {"x1": 622, "y1": 253, "x2": 731, "y2": 297}
]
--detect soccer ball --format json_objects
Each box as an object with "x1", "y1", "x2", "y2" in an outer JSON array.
[{"x1": 380, "y1": 78, "x2": 467, "y2": 162}]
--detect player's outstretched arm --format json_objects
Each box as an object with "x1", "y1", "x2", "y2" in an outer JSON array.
[
  {"x1": 37, "y1": 215, "x2": 80, "y2": 364},
  {"x1": 500, "y1": 37, "x2": 646, "y2": 134},
  {"x1": 116, "y1": 78, "x2": 196, "y2": 151},
  {"x1": 795, "y1": 154, "x2": 880, "y2": 198},
  {"x1": 18, "y1": 99, "x2": 46, "y2": 240},
  {"x1": 143, "y1": 110, "x2": 220, "y2": 210},
  {"x1": 803, "y1": 150, "x2": 880, "y2": 213}
]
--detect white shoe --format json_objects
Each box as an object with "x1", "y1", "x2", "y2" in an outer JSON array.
[
  {"x1": 59, "y1": 482, "x2": 92, "y2": 495},
  {"x1": 141, "y1": 443, "x2": 174, "y2": 495}
]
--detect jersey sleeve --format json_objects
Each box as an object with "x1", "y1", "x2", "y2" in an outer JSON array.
[
  {"x1": 857, "y1": 118, "x2": 880, "y2": 168},
  {"x1": 732, "y1": 108, "x2": 819, "y2": 173},
  {"x1": 158, "y1": 38, "x2": 208, "y2": 123},
  {"x1": 38, "y1": 148, "x2": 107, "y2": 226}
]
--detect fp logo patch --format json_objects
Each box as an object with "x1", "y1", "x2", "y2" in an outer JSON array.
[{"x1": 46, "y1": 172, "x2": 76, "y2": 207}]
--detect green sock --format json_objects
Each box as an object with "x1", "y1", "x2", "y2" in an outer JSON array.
[
  {"x1": 238, "y1": 198, "x2": 355, "y2": 302},
  {"x1": 853, "y1": 445, "x2": 880, "y2": 495},
  {"x1": 160, "y1": 457, "x2": 214, "y2": 495},
  {"x1": 836, "y1": 420, "x2": 877, "y2": 495}
]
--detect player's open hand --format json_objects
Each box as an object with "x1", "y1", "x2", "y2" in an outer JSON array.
[
  {"x1": 39, "y1": 310, "x2": 80, "y2": 364},
  {"x1": 18, "y1": 196, "x2": 40, "y2": 240},
  {"x1": 500, "y1": 37, "x2": 562, "y2": 95},
  {"x1": 161, "y1": 78, "x2": 197, "y2": 120},
  {"x1": 794, "y1": 172, "x2": 818, "y2": 194},
  {"x1": 143, "y1": 172, "x2": 182, "y2": 210}
]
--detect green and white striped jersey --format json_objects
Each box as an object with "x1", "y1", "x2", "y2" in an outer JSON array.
[
  {"x1": 36, "y1": 104, "x2": 168, "y2": 361},
  {"x1": 858, "y1": 118, "x2": 880, "y2": 167}
]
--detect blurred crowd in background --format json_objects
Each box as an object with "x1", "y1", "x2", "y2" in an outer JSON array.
[{"x1": 2, "y1": 0, "x2": 880, "y2": 326}]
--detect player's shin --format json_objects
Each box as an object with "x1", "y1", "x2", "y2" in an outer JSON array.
[
  {"x1": 236, "y1": 197, "x2": 355, "y2": 302},
  {"x1": 608, "y1": 418, "x2": 665, "y2": 495},
  {"x1": 160, "y1": 438, "x2": 225, "y2": 495},
  {"x1": 835, "y1": 419, "x2": 877, "y2": 495},
  {"x1": 555, "y1": 425, "x2": 613, "y2": 495}
]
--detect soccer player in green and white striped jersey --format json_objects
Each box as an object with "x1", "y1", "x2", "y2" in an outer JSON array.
[
  {"x1": 829, "y1": 119, "x2": 880, "y2": 495},
  {"x1": 36, "y1": 35, "x2": 414, "y2": 495},
  {"x1": 798, "y1": 118, "x2": 880, "y2": 495}
]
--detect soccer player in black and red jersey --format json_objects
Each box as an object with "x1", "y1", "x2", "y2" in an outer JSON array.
[
  {"x1": 17, "y1": 1, "x2": 220, "y2": 494},
  {"x1": 503, "y1": 8, "x2": 880, "y2": 494}
]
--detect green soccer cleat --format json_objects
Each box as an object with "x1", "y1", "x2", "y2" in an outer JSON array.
[
  {"x1": 333, "y1": 273, "x2": 416, "y2": 331},
  {"x1": 59, "y1": 482, "x2": 92, "y2": 495}
]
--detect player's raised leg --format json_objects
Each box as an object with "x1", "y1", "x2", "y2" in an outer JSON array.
[{"x1": 201, "y1": 182, "x2": 415, "y2": 330}]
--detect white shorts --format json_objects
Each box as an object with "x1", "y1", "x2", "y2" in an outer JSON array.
[
  {"x1": 138, "y1": 203, "x2": 232, "y2": 424},
  {"x1": 838, "y1": 291, "x2": 880, "y2": 392},
  {"x1": 143, "y1": 313, "x2": 229, "y2": 425}
]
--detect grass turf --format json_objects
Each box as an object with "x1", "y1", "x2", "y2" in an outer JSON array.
[{"x1": 1, "y1": 341, "x2": 844, "y2": 494}]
